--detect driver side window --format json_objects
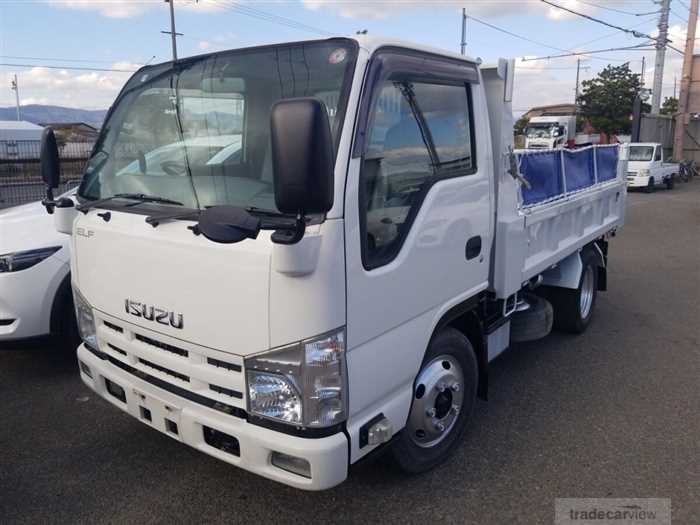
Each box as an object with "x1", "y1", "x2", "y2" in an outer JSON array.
[{"x1": 360, "y1": 78, "x2": 475, "y2": 269}]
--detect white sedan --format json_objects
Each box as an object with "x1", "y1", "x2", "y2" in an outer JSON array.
[{"x1": 0, "y1": 191, "x2": 77, "y2": 347}]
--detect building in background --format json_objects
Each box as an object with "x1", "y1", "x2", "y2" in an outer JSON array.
[{"x1": 0, "y1": 121, "x2": 44, "y2": 159}]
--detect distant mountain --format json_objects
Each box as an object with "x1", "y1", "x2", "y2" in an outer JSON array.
[{"x1": 0, "y1": 105, "x2": 107, "y2": 128}]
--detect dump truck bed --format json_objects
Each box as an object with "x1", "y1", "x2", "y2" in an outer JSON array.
[{"x1": 491, "y1": 145, "x2": 627, "y2": 299}]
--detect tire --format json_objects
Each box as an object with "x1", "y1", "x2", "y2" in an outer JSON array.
[
  {"x1": 644, "y1": 177, "x2": 655, "y2": 193},
  {"x1": 390, "y1": 328, "x2": 478, "y2": 474},
  {"x1": 666, "y1": 175, "x2": 675, "y2": 190},
  {"x1": 538, "y1": 250, "x2": 599, "y2": 334},
  {"x1": 509, "y1": 294, "x2": 553, "y2": 343}
]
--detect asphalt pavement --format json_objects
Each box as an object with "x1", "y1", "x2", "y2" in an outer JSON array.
[{"x1": 1, "y1": 182, "x2": 698, "y2": 524}]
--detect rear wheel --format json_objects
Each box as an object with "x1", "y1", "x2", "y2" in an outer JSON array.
[
  {"x1": 538, "y1": 250, "x2": 598, "y2": 334},
  {"x1": 390, "y1": 328, "x2": 478, "y2": 473},
  {"x1": 665, "y1": 175, "x2": 675, "y2": 190}
]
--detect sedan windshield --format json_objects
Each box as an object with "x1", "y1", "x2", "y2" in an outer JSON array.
[
  {"x1": 79, "y1": 39, "x2": 357, "y2": 211},
  {"x1": 628, "y1": 146, "x2": 654, "y2": 161}
]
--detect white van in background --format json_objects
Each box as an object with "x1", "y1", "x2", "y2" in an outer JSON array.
[{"x1": 626, "y1": 142, "x2": 677, "y2": 192}]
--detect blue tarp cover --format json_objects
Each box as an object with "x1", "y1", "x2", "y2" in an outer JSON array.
[
  {"x1": 520, "y1": 151, "x2": 563, "y2": 205},
  {"x1": 563, "y1": 148, "x2": 595, "y2": 192},
  {"x1": 518, "y1": 146, "x2": 618, "y2": 205},
  {"x1": 596, "y1": 146, "x2": 618, "y2": 181}
]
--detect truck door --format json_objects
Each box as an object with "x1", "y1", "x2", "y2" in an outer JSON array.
[{"x1": 342, "y1": 49, "x2": 492, "y2": 458}]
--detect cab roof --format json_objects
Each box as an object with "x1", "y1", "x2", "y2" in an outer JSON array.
[{"x1": 352, "y1": 34, "x2": 481, "y2": 65}]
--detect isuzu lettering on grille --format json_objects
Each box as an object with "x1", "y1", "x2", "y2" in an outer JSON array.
[{"x1": 124, "y1": 299, "x2": 184, "y2": 329}]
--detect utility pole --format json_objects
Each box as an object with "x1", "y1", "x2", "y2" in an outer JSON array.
[
  {"x1": 673, "y1": 0, "x2": 698, "y2": 160},
  {"x1": 161, "y1": 0, "x2": 183, "y2": 61},
  {"x1": 10, "y1": 74, "x2": 20, "y2": 121},
  {"x1": 460, "y1": 8, "x2": 467, "y2": 55},
  {"x1": 574, "y1": 58, "x2": 581, "y2": 104},
  {"x1": 640, "y1": 55, "x2": 646, "y2": 87},
  {"x1": 651, "y1": 0, "x2": 671, "y2": 113},
  {"x1": 673, "y1": 75, "x2": 677, "y2": 98}
]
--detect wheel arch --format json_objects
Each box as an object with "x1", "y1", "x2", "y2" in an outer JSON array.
[
  {"x1": 433, "y1": 297, "x2": 488, "y2": 401},
  {"x1": 49, "y1": 272, "x2": 73, "y2": 336}
]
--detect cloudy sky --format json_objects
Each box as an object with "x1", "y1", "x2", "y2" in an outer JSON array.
[{"x1": 0, "y1": 0, "x2": 696, "y2": 114}]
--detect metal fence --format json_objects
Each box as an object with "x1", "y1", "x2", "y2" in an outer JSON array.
[{"x1": 0, "y1": 140, "x2": 92, "y2": 209}]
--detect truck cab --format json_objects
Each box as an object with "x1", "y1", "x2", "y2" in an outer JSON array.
[
  {"x1": 626, "y1": 142, "x2": 677, "y2": 192},
  {"x1": 38, "y1": 36, "x2": 625, "y2": 491}
]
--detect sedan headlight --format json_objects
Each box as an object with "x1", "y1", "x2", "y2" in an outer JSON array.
[
  {"x1": 246, "y1": 328, "x2": 346, "y2": 429},
  {"x1": 72, "y1": 286, "x2": 97, "y2": 349},
  {"x1": 0, "y1": 246, "x2": 61, "y2": 273}
]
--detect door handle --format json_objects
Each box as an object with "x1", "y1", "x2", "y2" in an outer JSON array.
[{"x1": 465, "y1": 235, "x2": 482, "y2": 260}]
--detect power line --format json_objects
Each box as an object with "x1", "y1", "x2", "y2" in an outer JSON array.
[
  {"x1": 572, "y1": 14, "x2": 659, "y2": 47},
  {"x1": 576, "y1": 0, "x2": 659, "y2": 16},
  {"x1": 212, "y1": 0, "x2": 333, "y2": 36},
  {"x1": 519, "y1": 43, "x2": 655, "y2": 61},
  {"x1": 0, "y1": 55, "x2": 129, "y2": 64},
  {"x1": 540, "y1": 0, "x2": 684, "y2": 54},
  {"x1": 467, "y1": 14, "x2": 630, "y2": 62},
  {"x1": 0, "y1": 63, "x2": 137, "y2": 72}
]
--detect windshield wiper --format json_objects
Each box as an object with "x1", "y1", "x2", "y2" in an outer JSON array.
[
  {"x1": 145, "y1": 208, "x2": 200, "y2": 227},
  {"x1": 77, "y1": 193, "x2": 183, "y2": 214}
]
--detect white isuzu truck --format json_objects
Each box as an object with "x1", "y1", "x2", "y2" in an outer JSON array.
[
  {"x1": 524, "y1": 114, "x2": 576, "y2": 149},
  {"x1": 38, "y1": 36, "x2": 626, "y2": 490}
]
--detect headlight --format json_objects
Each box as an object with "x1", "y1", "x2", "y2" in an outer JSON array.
[
  {"x1": 246, "y1": 328, "x2": 346, "y2": 429},
  {"x1": 72, "y1": 286, "x2": 97, "y2": 349},
  {"x1": 639, "y1": 169, "x2": 650, "y2": 176},
  {"x1": 0, "y1": 246, "x2": 61, "y2": 273}
]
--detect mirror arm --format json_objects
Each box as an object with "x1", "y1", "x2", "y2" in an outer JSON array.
[
  {"x1": 270, "y1": 213, "x2": 306, "y2": 245},
  {"x1": 42, "y1": 187, "x2": 56, "y2": 215}
]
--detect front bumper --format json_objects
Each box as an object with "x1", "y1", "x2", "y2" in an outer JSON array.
[
  {"x1": 626, "y1": 175, "x2": 651, "y2": 188},
  {"x1": 0, "y1": 256, "x2": 67, "y2": 341},
  {"x1": 77, "y1": 343, "x2": 349, "y2": 490}
]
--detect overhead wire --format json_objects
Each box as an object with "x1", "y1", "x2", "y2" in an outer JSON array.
[
  {"x1": 540, "y1": 0, "x2": 684, "y2": 54},
  {"x1": 467, "y1": 14, "x2": 630, "y2": 62}
]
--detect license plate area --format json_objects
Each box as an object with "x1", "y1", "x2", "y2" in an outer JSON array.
[{"x1": 131, "y1": 386, "x2": 182, "y2": 438}]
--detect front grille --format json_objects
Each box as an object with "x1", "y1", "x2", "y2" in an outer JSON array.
[
  {"x1": 135, "y1": 333, "x2": 188, "y2": 358},
  {"x1": 210, "y1": 384, "x2": 243, "y2": 399},
  {"x1": 207, "y1": 357, "x2": 242, "y2": 372},
  {"x1": 104, "y1": 320, "x2": 123, "y2": 333},
  {"x1": 138, "y1": 358, "x2": 190, "y2": 382},
  {"x1": 108, "y1": 343, "x2": 127, "y2": 356},
  {"x1": 94, "y1": 314, "x2": 246, "y2": 413}
]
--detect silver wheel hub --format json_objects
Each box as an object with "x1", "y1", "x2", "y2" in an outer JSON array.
[
  {"x1": 408, "y1": 355, "x2": 464, "y2": 448},
  {"x1": 580, "y1": 265, "x2": 595, "y2": 319}
]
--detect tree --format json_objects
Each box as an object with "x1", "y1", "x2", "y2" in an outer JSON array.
[
  {"x1": 577, "y1": 63, "x2": 646, "y2": 136},
  {"x1": 514, "y1": 114, "x2": 529, "y2": 135},
  {"x1": 661, "y1": 96, "x2": 678, "y2": 115}
]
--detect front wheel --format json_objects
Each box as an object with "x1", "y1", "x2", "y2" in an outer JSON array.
[
  {"x1": 666, "y1": 175, "x2": 675, "y2": 190},
  {"x1": 390, "y1": 328, "x2": 478, "y2": 473},
  {"x1": 644, "y1": 177, "x2": 655, "y2": 193}
]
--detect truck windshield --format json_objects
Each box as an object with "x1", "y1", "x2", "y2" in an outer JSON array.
[
  {"x1": 628, "y1": 146, "x2": 654, "y2": 161},
  {"x1": 79, "y1": 40, "x2": 357, "y2": 211},
  {"x1": 525, "y1": 124, "x2": 558, "y2": 138}
]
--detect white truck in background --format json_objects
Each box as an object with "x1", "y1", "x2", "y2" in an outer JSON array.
[
  {"x1": 38, "y1": 36, "x2": 626, "y2": 490},
  {"x1": 524, "y1": 115, "x2": 576, "y2": 149},
  {"x1": 625, "y1": 142, "x2": 678, "y2": 192}
]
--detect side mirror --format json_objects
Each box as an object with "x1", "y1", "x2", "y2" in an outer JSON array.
[
  {"x1": 270, "y1": 97, "x2": 334, "y2": 217},
  {"x1": 40, "y1": 127, "x2": 61, "y2": 214}
]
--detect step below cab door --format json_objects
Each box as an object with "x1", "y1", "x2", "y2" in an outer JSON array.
[{"x1": 343, "y1": 48, "x2": 493, "y2": 461}]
